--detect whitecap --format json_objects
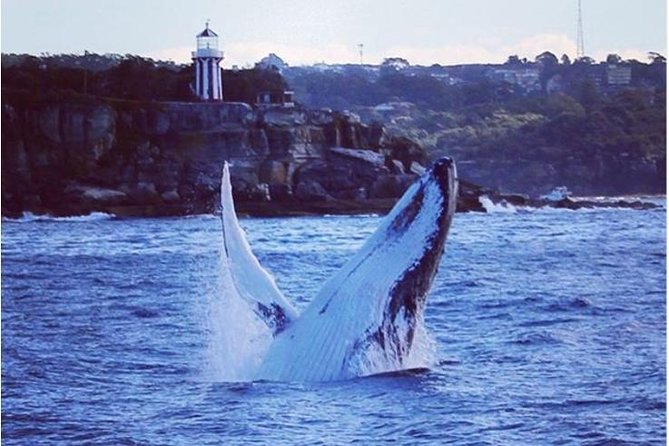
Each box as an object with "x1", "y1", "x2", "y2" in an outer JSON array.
[
  {"x1": 2, "y1": 211, "x2": 116, "y2": 222},
  {"x1": 478, "y1": 195, "x2": 518, "y2": 214}
]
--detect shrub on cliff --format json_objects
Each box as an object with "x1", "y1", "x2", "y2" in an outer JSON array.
[{"x1": 2, "y1": 53, "x2": 288, "y2": 105}]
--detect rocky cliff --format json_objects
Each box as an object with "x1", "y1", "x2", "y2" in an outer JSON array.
[{"x1": 1, "y1": 95, "x2": 439, "y2": 217}]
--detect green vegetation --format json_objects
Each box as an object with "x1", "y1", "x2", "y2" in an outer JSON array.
[
  {"x1": 1, "y1": 53, "x2": 285, "y2": 104},
  {"x1": 285, "y1": 54, "x2": 665, "y2": 194},
  {"x1": 2, "y1": 51, "x2": 665, "y2": 195},
  {"x1": 357, "y1": 88, "x2": 666, "y2": 162}
]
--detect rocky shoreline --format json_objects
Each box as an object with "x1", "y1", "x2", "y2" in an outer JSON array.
[
  {"x1": 1, "y1": 93, "x2": 661, "y2": 219},
  {"x1": 2, "y1": 188, "x2": 659, "y2": 220},
  {"x1": 2, "y1": 94, "x2": 436, "y2": 218}
]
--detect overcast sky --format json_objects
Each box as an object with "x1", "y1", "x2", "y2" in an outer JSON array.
[{"x1": 2, "y1": 0, "x2": 666, "y2": 66}]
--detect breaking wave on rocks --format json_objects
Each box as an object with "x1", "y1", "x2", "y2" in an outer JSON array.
[
  {"x1": 478, "y1": 195, "x2": 521, "y2": 213},
  {"x1": 2, "y1": 212, "x2": 116, "y2": 223},
  {"x1": 478, "y1": 194, "x2": 664, "y2": 214}
]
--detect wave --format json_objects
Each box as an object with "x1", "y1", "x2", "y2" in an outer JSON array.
[
  {"x1": 478, "y1": 194, "x2": 664, "y2": 214},
  {"x1": 573, "y1": 195, "x2": 666, "y2": 208},
  {"x1": 323, "y1": 213, "x2": 381, "y2": 219},
  {"x1": 478, "y1": 195, "x2": 521, "y2": 214},
  {"x1": 181, "y1": 213, "x2": 218, "y2": 220},
  {"x1": 2, "y1": 212, "x2": 116, "y2": 223}
]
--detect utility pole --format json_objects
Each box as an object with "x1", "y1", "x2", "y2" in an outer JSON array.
[
  {"x1": 576, "y1": 0, "x2": 585, "y2": 58},
  {"x1": 83, "y1": 49, "x2": 88, "y2": 95},
  {"x1": 358, "y1": 43, "x2": 364, "y2": 65}
]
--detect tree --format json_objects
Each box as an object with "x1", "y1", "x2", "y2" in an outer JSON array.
[
  {"x1": 536, "y1": 51, "x2": 559, "y2": 66},
  {"x1": 223, "y1": 68, "x2": 287, "y2": 104},
  {"x1": 648, "y1": 52, "x2": 666, "y2": 64},
  {"x1": 506, "y1": 55, "x2": 522, "y2": 66},
  {"x1": 380, "y1": 57, "x2": 411, "y2": 78},
  {"x1": 574, "y1": 79, "x2": 600, "y2": 110},
  {"x1": 606, "y1": 53, "x2": 622, "y2": 65},
  {"x1": 561, "y1": 54, "x2": 572, "y2": 65},
  {"x1": 544, "y1": 93, "x2": 586, "y2": 118},
  {"x1": 574, "y1": 56, "x2": 595, "y2": 65}
]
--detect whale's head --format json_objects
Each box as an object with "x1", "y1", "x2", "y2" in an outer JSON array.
[
  {"x1": 393, "y1": 156, "x2": 457, "y2": 300},
  {"x1": 386, "y1": 156, "x2": 457, "y2": 236},
  {"x1": 357, "y1": 156, "x2": 457, "y2": 367}
]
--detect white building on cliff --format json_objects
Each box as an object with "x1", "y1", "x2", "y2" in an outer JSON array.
[
  {"x1": 255, "y1": 53, "x2": 288, "y2": 73},
  {"x1": 192, "y1": 22, "x2": 224, "y2": 101}
]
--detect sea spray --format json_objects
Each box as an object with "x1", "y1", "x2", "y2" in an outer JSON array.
[
  {"x1": 349, "y1": 315, "x2": 437, "y2": 377},
  {"x1": 403, "y1": 318, "x2": 437, "y2": 370},
  {"x1": 205, "y1": 252, "x2": 272, "y2": 382},
  {"x1": 478, "y1": 195, "x2": 517, "y2": 213},
  {"x1": 2, "y1": 211, "x2": 116, "y2": 222}
]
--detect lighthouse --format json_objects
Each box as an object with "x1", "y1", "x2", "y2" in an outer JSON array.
[{"x1": 192, "y1": 22, "x2": 224, "y2": 101}]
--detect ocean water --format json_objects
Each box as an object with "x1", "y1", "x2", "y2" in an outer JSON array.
[{"x1": 2, "y1": 204, "x2": 666, "y2": 445}]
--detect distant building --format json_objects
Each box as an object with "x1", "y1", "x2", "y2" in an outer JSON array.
[
  {"x1": 311, "y1": 62, "x2": 336, "y2": 72},
  {"x1": 430, "y1": 72, "x2": 461, "y2": 85},
  {"x1": 255, "y1": 53, "x2": 288, "y2": 73},
  {"x1": 606, "y1": 64, "x2": 632, "y2": 86},
  {"x1": 256, "y1": 90, "x2": 295, "y2": 108},
  {"x1": 192, "y1": 23, "x2": 224, "y2": 101},
  {"x1": 488, "y1": 67, "x2": 541, "y2": 92}
]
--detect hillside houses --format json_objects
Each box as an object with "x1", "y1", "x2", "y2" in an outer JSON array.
[{"x1": 281, "y1": 54, "x2": 664, "y2": 97}]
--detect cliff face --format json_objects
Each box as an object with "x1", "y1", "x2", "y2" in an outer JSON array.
[{"x1": 1, "y1": 97, "x2": 428, "y2": 217}]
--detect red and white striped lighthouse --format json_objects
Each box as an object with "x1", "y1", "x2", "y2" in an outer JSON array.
[{"x1": 192, "y1": 22, "x2": 224, "y2": 101}]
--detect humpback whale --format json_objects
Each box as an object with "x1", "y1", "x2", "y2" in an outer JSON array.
[{"x1": 217, "y1": 157, "x2": 457, "y2": 382}]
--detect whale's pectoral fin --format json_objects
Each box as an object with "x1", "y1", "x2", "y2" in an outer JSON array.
[
  {"x1": 219, "y1": 162, "x2": 299, "y2": 335},
  {"x1": 257, "y1": 158, "x2": 457, "y2": 381}
]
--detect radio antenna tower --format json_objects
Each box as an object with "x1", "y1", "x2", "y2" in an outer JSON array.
[
  {"x1": 576, "y1": 0, "x2": 585, "y2": 58},
  {"x1": 358, "y1": 43, "x2": 364, "y2": 65}
]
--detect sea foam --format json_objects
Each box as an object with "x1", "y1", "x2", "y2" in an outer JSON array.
[{"x1": 3, "y1": 212, "x2": 116, "y2": 222}]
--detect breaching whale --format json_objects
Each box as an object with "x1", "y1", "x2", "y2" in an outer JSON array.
[{"x1": 217, "y1": 157, "x2": 458, "y2": 382}]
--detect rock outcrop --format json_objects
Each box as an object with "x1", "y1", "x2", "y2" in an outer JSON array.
[
  {"x1": 6, "y1": 95, "x2": 655, "y2": 218},
  {"x1": 1, "y1": 96, "x2": 437, "y2": 217}
]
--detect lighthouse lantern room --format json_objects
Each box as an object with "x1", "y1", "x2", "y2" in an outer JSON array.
[{"x1": 192, "y1": 22, "x2": 224, "y2": 101}]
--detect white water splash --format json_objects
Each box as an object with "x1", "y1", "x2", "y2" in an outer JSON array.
[
  {"x1": 404, "y1": 319, "x2": 438, "y2": 369},
  {"x1": 349, "y1": 315, "x2": 437, "y2": 378},
  {"x1": 478, "y1": 195, "x2": 517, "y2": 214},
  {"x1": 204, "y1": 252, "x2": 272, "y2": 382},
  {"x1": 2, "y1": 212, "x2": 116, "y2": 222}
]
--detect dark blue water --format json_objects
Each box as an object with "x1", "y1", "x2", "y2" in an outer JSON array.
[{"x1": 2, "y1": 205, "x2": 666, "y2": 445}]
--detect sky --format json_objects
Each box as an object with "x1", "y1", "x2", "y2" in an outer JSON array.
[{"x1": 1, "y1": 0, "x2": 666, "y2": 67}]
